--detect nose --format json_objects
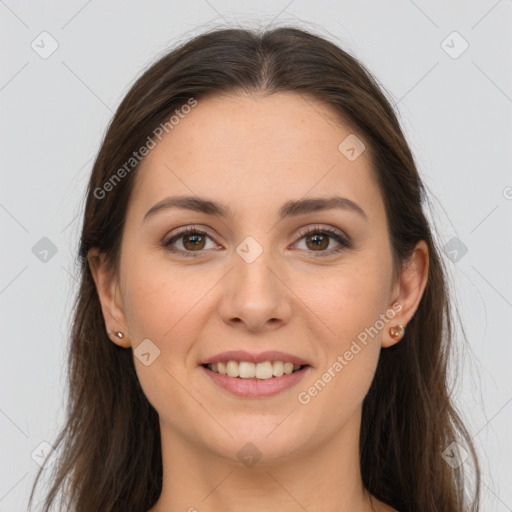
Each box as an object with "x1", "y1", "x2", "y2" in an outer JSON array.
[{"x1": 218, "y1": 249, "x2": 292, "y2": 332}]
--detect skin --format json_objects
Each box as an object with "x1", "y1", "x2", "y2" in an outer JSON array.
[{"x1": 89, "y1": 92, "x2": 428, "y2": 512}]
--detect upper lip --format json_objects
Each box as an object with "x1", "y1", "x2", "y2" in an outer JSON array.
[{"x1": 200, "y1": 350, "x2": 311, "y2": 366}]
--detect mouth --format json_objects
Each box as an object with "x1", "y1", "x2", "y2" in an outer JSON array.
[
  {"x1": 200, "y1": 359, "x2": 311, "y2": 398},
  {"x1": 201, "y1": 361, "x2": 309, "y2": 380}
]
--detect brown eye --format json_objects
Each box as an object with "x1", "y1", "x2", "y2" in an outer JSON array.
[
  {"x1": 294, "y1": 226, "x2": 351, "y2": 256},
  {"x1": 182, "y1": 232, "x2": 206, "y2": 251},
  {"x1": 163, "y1": 227, "x2": 217, "y2": 257},
  {"x1": 305, "y1": 232, "x2": 329, "y2": 251}
]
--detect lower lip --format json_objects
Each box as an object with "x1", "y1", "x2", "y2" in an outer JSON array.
[{"x1": 200, "y1": 365, "x2": 310, "y2": 398}]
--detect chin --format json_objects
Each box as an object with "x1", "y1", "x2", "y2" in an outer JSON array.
[{"x1": 203, "y1": 416, "x2": 308, "y2": 464}]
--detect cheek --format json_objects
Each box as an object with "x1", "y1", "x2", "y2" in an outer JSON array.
[
  {"x1": 302, "y1": 257, "x2": 393, "y2": 346},
  {"x1": 120, "y1": 254, "x2": 221, "y2": 373},
  {"x1": 121, "y1": 259, "x2": 210, "y2": 421},
  {"x1": 123, "y1": 276, "x2": 176, "y2": 338},
  {"x1": 296, "y1": 325, "x2": 380, "y2": 440},
  {"x1": 121, "y1": 251, "x2": 199, "y2": 340},
  {"x1": 299, "y1": 274, "x2": 386, "y2": 422},
  {"x1": 320, "y1": 252, "x2": 393, "y2": 407}
]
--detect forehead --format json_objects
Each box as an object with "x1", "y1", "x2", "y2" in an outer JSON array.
[{"x1": 128, "y1": 92, "x2": 383, "y2": 224}]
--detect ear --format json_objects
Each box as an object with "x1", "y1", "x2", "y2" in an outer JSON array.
[
  {"x1": 87, "y1": 248, "x2": 131, "y2": 348},
  {"x1": 383, "y1": 240, "x2": 429, "y2": 348}
]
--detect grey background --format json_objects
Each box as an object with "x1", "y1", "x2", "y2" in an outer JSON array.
[{"x1": 1, "y1": 0, "x2": 511, "y2": 509}]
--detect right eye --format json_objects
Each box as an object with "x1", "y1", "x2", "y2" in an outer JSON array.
[{"x1": 162, "y1": 226, "x2": 220, "y2": 257}]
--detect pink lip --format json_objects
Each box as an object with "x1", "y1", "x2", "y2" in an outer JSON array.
[
  {"x1": 200, "y1": 350, "x2": 311, "y2": 366},
  {"x1": 201, "y1": 365, "x2": 311, "y2": 398}
]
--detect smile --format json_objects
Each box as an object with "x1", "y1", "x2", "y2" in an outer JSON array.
[
  {"x1": 204, "y1": 360, "x2": 305, "y2": 380},
  {"x1": 201, "y1": 362, "x2": 310, "y2": 398}
]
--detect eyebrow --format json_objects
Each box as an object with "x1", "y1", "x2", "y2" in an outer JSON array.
[{"x1": 143, "y1": 195, "x2": 368, "y2": 223}]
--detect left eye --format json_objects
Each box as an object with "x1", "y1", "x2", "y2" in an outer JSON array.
[
  {"x1": 293, "y1": 227, "x2": 351, "y2": 256},
  {"x1": 162, "y1": 226, "x2": 351, "y2": 257}
]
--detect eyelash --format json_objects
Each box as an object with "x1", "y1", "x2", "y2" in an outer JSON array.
[{"x1": 162, "y1": 225, "x2": 351, "y2": 258}]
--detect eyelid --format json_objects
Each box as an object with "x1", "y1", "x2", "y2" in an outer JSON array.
[{"x1": 294, "y1": 224, "x2": 350, "y2": 245}]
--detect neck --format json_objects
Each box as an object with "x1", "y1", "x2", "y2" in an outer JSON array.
[{"x1": 149, "y1": 408, "x2": 377, "y2": 512}]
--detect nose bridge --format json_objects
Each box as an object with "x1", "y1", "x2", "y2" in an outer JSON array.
[
  {"x1": 220, "y1": 234, "x2": 292, "y2": 329},
  {"x1": 233, "y1": 234, "x2": 280, "y2": 299}
]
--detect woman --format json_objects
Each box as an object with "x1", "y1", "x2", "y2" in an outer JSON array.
[{"x1": 29, "y1": 25, "x2": 480, "y2": 511}]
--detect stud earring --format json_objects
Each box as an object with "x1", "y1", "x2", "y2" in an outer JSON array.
[
  {"x1": 108, "y1": 330, "x2": 124, "y2": 339},
  {"x1": 389, "y1": 324, "x2": 405, "y2": 340}
]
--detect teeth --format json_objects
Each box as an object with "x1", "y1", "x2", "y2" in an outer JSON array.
[
  {"x1": 255, "y1": 361, "x2": 273, "y2": 379},
  {"x1": 207, "y1": 360, "x2": 304, "y2": 380},
  {"x1": 226, "y1": 360, "x2": 238, "y2": 378},
  {"x1": 239, "y1": 361, "x2": 255, "y2": 378},
  {"x1": 272, "y1": 361, "x2": 284, "y2": 377}
]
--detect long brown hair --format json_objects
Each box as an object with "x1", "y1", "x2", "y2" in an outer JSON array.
[{"x1": 29, "y1": 25, "x2": 480, "y2": 511}]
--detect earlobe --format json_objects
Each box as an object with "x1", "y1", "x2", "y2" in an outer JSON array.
[
  {"x1": 87, "y1": 248, "x2": 131, "y2": 348},
  {"x1": 383, "y1": 240, "x2": 429, "y2": 348},
  {"x1": 389, "y1": 324, "x2": 405, "y2": 341}
]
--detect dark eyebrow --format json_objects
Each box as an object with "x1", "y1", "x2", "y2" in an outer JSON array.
[
  {"x1": 279, "y1": 196, "x2": 367, "y2": 220},
  {"x1": 143, "y1": 195, "x2": 367, "y2": 222}
]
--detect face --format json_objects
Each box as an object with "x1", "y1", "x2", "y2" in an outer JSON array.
[{"x1": 90, "y1": 92, "x2": 427, "y2": 464}]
